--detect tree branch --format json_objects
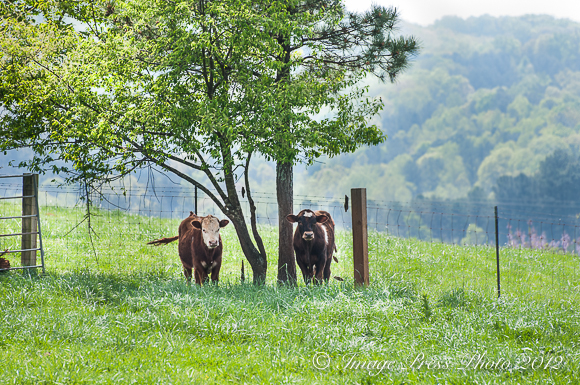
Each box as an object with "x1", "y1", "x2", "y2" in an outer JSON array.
[
  {"x1": 158, "y1": 160, "x2": 227, "y2": 214},
  {"x1": 244, "y1": 151, "x2": 267, "y2": 259},
  {"x1": 192, "y1": 149, "x2": 229, "y2": 203}
]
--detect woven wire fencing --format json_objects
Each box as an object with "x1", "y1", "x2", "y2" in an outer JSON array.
[
  {"x1": 0, "y1": 182, "x2": 350, "y2": 280},
  {"x1": 365, "y1": 199, "x2": 580, "y2": 302},
  {"x1": 1, "y1": 180, "x2": 579, "y2": 301}
]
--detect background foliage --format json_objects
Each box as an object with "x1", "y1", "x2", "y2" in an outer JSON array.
[{"x1": 296, "y1": 15, "x2": 580, "y2": 204}]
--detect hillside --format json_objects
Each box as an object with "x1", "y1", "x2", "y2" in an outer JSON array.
[{"x1": 298, "y1": 15, "x2": 580, "y2": 202}]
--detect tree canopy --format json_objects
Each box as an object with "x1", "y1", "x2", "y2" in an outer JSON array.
[{"x1": 0, "y1": 0, "x2": 418, "y2": 282}]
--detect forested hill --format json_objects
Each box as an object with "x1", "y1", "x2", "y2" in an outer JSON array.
[{"x1": 298, "y1": 15, "x2": 580, "y2": 203}]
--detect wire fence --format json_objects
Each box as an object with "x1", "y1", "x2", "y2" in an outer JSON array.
[
  {"x1": 1, "y1": 180, "x2": 579, "y2": 302},
  {"x1": 363, "y1": 200, "x2": 580, "y2": 302}
]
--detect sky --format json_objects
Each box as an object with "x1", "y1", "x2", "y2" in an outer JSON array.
[{"x1": 344, "y1": 0, "x2": 580, "y2": 25}]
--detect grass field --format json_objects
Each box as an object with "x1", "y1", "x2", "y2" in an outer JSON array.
[{"x1": 1, "y1": 203, "x2": 580, "y2": 384}]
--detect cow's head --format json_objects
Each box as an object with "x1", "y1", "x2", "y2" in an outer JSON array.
[
  {"x1": 286, "y1": 209, "x2": 327, "y2": 241},
  {"x1": 192, "y1": 215, "x2": 229, "y2": 249}
]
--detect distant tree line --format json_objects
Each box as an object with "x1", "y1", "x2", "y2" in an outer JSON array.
[
  {"x1": 297, "y1": 15, "x2": 580, "y2": 204},
  {"x1": 494, "y1": 149, "x2": 580, "y2": 210}
]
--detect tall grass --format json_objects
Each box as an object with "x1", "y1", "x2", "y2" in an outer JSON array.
[{"x1": 1, "y1": 202, "x2": 579, "y2": 383}]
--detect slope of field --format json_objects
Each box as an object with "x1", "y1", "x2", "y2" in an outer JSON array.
[{"x1": 1, "y1": 204, "x2": 579, "y2": 383}]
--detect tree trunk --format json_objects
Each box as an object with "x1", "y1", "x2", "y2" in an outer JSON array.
[
  {"x1": 276, "y1": 161, "x2": 296, "y2": 285},
  {"x1": 220, "y1": 143, "x2": 268, "y2": 284},
  {"x1": 228, "y1": 208, "x2": 268, "y2": 284}
]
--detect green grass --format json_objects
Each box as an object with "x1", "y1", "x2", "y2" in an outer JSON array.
[{"x1": 1, "y1": 203, "x2": 580, "y2": 384}]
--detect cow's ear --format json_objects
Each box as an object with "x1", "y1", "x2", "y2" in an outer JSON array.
[
  {"x1": 219, "y1": 219, "x2": 229, "y2": 228},
  {"x1": 286, "y1": 214, "x2": 299, "y2": 223},
  {"x1": 316, "y1": 215, "x2": 328, "y2": 223},
  {"x1": 192, "y1": 220, "x2": 202, "y2": 229}
]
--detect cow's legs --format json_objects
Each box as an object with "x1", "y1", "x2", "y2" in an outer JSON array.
[
  {"x1": 211, "y1": 266, "x2": 220, "y2": 285},
  {"x1": 183, "y1": 267, "x2": 193, "y2": 284},
  {"x1": 194, "y1": 268, "x2": 206, "y2": 285},
  {"x1": 300, "y1": 270, "x2": 311, "y2": 285},
  {"x1": 323, "y1": 257, "x2": 332, "y2": 282},
  {"x1": 296, "y1": 257, "x2": 311, "y2": 285},
  {"x1": 314, "y1": 261, "x2": 325, "y2": 284}
]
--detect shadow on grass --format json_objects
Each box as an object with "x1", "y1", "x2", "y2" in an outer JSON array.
[{"x1": 0, "y1": 267, "x2": 426, "y2": 310}]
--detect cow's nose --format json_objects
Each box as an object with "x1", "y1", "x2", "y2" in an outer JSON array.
[
  {"x1": 209, "y1": 240, "x2": 218, "y2": 247},
  {"x1": 303, "y1": 231, "x2": 314, "y2": 240}
]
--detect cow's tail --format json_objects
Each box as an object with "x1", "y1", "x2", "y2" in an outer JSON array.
[
  {"x1": 333, "y1": 243, "x2": 338, "y2": 263},
  {"x1": 147, "y1": 236, "x2": 179, "y2": 246}
]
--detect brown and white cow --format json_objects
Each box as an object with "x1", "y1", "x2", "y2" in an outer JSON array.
[
  {"x1": 286, "y1": 209, "x2": 337, "y2": 284},
  {"x1": 147, "y1": 212, "x2": 229, "y2": 285}
]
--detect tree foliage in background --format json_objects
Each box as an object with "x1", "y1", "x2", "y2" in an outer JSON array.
[
  {"x1": 494, "y1": 149, "x2": 580, "y2": 206},
  {"x1": 299, "y1": 15, "x2": 580, "y2": 203},
  {"x1": 1, "y1": 0, "x2": 287, "y2": 282}
]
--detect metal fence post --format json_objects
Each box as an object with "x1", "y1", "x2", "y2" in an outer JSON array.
[
  {"x1": 21, "y1": 174, "x2": 38, "y2": 267},
  {"x1": 194, "y1": 185, "x2": 198, "y2": 214},
  {"x1": 352, "y1": 188, "x2": 369, "y2": 287},
  {"x1": 33, "y1": 175, "x2": 45, "y2": 274},
  {"x1": 495, "y1": 206, "x2": 501, "y2": 298}
]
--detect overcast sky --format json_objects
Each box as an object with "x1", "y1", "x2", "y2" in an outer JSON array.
[{"x1": 344, "y1": 0, "x2": 580, "y2": 25}]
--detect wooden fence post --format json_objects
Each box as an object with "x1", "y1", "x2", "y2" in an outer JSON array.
[
  {"x1": 495, "y1": 205, "x2": 501, "y2": 298},
  {"x1": 351, "y1": 188, "x2": 369, "y2": 287},
  {"x1": 21, "y1": 174, "x2": 38, "y2": 267}
]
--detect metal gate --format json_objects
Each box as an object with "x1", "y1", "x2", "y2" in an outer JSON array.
[{"x1": 0, "y1": 174, "x2": 45, "y2": 273}]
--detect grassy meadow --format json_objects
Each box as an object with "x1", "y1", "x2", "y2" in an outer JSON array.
[{"x1": 1, "y1": 202, "x2": 579, "y2": 384}]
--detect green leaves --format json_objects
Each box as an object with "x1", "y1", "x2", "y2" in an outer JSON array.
[{"x1": 0, "y1": 0, "x2": 415, "y2": 197}]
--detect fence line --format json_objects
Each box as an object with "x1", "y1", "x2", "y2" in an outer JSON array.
[
  {"x1": 1, "y1": 182, "x2": 579, "y2": 301},
  {"x1": 2, "y1": 182, "x2": 580, "y2": 245},
  {"x1": 2, "y1": 182, "x2": 580, "y2": 252}
]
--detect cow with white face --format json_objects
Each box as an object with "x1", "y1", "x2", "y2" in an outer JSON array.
[
  {"x1": 193, "y1": 215, "x2": 228, "y2": 249},
  {"x1": 148, "y1": 212, "x2": 229, "y2": 284},
  {"x1": 286, "y1": 209, "x2": 336, "y2": 284}
]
